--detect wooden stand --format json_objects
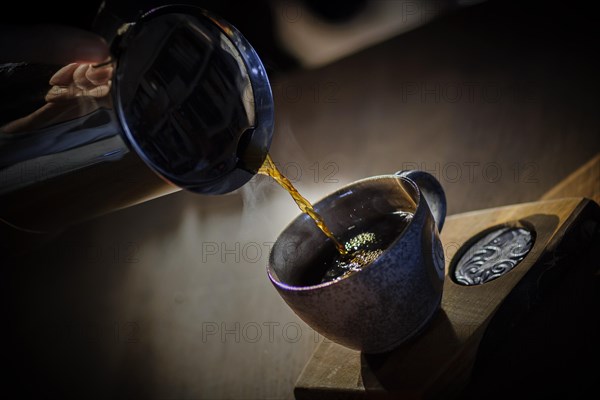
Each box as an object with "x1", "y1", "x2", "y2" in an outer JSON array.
[{"x1": 295, "y1": 155, "x2": 600, "y2": 399}]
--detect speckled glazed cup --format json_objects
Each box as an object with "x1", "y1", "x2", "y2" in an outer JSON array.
[{"x1": 267, "y1": 170, "x2": 446, "y2": 353}]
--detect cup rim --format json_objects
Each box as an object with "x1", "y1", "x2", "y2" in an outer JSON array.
[{"x1": 267, "y1": 173, "x2": 422, "y2": 291}]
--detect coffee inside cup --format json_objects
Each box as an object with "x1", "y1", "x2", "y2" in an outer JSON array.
[
  {"x1": 304, "y1": 211, "x2": 413, "y2": 285},
  {"x1": 269, "y1": 176, "x2": 419, "y2": 288}
]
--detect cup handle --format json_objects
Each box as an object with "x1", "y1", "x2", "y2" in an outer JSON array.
[{"x1": 395, "y1": 170, "x2": 446, "y2": 232}]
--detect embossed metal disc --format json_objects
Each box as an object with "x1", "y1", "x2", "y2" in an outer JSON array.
[{"x1": 453, "y1": 227, "x2": 534, "y2": 286}]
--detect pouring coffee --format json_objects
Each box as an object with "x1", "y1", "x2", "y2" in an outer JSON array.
[
  {"x1": 266, "y1": 169, "x2": 446, "y2": 353},
  {"x1": 2, "y1": 3, "x2": 446, "y2": 354},
  {"x1": 0, "y1": 5, "x2": 273, "y2": 232}
]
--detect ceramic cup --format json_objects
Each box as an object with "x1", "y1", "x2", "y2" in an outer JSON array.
[{"x1": 267, "y1": 170, "x2": 446, "y2": 353}]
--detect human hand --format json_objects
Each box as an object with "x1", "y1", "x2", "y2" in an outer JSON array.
[{"x1": 0, "y1": 24, "x2": 113, "y2": 133}]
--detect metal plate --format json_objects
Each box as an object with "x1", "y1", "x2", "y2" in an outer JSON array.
[{"x1": 454, "y1": 227, "x2": 534, "y2": 285}]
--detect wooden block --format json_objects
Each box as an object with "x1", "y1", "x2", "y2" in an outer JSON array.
[
  {"x1": 295, "y1": 197, "x2": 599, "y2": 399},
  {"x1": 541, "y1": 153, "x2": 599, "y2": 204}
]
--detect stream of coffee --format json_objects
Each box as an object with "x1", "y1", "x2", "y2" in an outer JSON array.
[
  {"x1": 259, "y1": 154, "x2": 413, "y2": 284},
  {"x1": 258, "y1": 154, "x2": 347, "y2": 255}
]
